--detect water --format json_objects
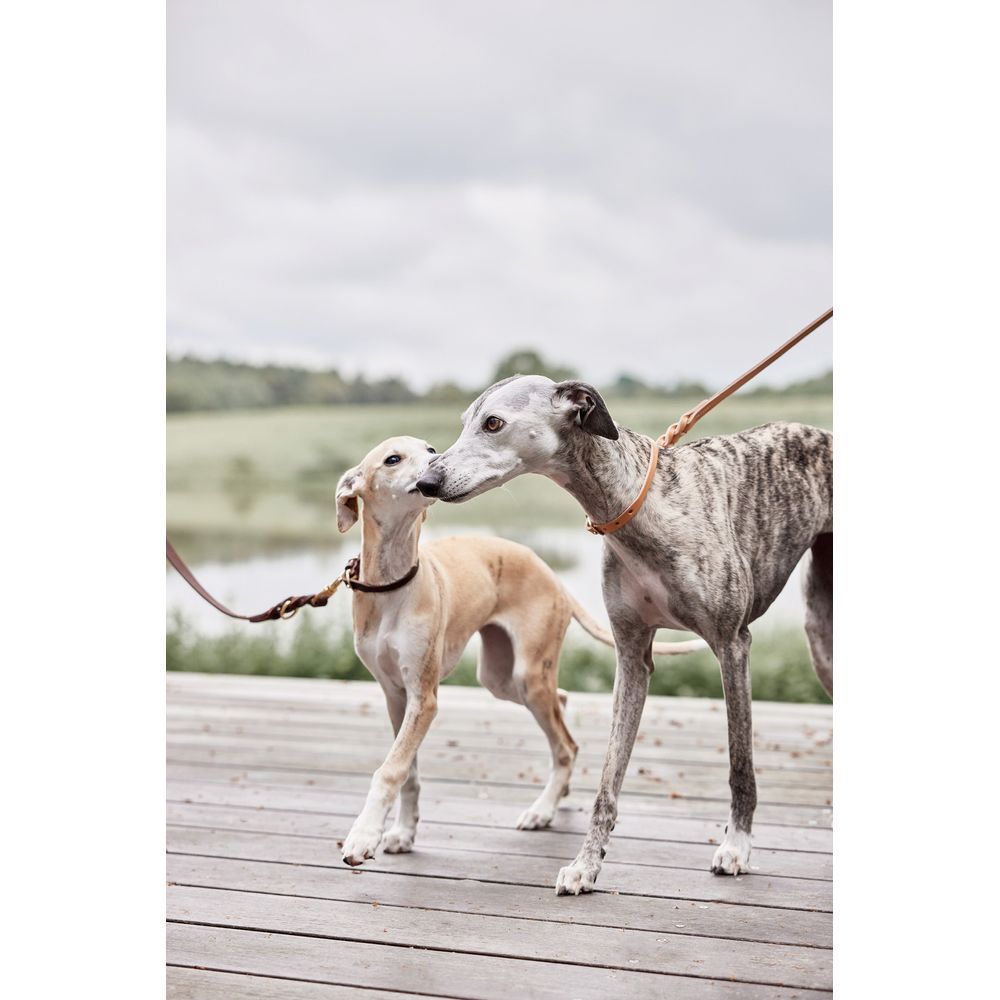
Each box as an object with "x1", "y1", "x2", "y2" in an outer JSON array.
[{"x1": 167, "y1": 525, "x2": 806, "y2": 642}]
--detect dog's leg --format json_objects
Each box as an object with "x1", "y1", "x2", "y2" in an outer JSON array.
[
  {"x1": 515, "y1": 670, "x2": 579, "y2": 831},
  {"x1": 379, "y1": 689, "x2": 422, "y2": 854},
  {"x1": 803, "y1": 532, "x2": 833, "y2": 697},
  {"x1": 555, "y1": 624, "x2": 653, "y2": 895},
  {"x1": 711, "y1": 628, "x2": 757, "y2": 875},
  {"x1": 342, "y1": 689, "x2": 438, "y2": 866}
]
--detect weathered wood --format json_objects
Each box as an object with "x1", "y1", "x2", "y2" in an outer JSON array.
[
  {"x1": 165, "y1": 675, "x2": 834, "y2": 995},
  {"x1": 167, "y1": 826, "x2": 833, "y2": 912},
  {"x1": 167, "y1": 716, "x2": 833, "y2": 776},
  {"x1": 167, "y1": 853, "x2": 833, "y2": 949},
  {"x1": 167, "y1": 967, "x2": 420, "y2": 1000},
  {"x1": 169, "y1": 884, "x2": 832, "y2": 989},
  {"x1": 167, "y1": 924, "x2": 831, "y2": 1000},
  {"x1": 166, "y1": 772, "x2": 835, "y2": 850},
  {"x1": 167, "y1": 800, "x2": 832, "y2": 880}
]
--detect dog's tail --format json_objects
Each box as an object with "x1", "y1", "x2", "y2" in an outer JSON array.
[{"x1": 566, "y1": 593, "x2": 707, "y2": 656}]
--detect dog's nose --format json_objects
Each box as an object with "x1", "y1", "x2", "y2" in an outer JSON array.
[{"x1": 416, "y1": 470, "x2": 444, "y2": 497}]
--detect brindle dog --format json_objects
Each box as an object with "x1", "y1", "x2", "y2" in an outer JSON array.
[{"x1": 417, "y1": 375, "x2": 832, "y2": 895}]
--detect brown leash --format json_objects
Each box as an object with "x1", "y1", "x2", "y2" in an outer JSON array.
[
  {"x1": 585, "y1": 307, "x2": 832, "y2": 536},
  {"x1": 166, "y1": 537, "x2": 419, "y2": 622}
]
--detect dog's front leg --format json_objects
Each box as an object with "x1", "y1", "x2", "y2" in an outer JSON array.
[
  {"x1": 381, "y1": 689, "x2": 421, "y2": 854},
  {"x1": 555, "y1": 625, "x2": 654, "y2": 895},
  {"x1": 711, "y1": 628, "x2": 756, "y2": 875},
  {"x1": 342, "y1": 691, "x2": 438, "y2": 866}
]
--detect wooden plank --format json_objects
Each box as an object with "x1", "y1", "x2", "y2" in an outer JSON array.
[
  {"x1": 167, "y1": 772, "x2": 835, "y2": 851},
  {"x1": 167, "y1": 826, "x2": 833, "y2": 912},
  {"x1": 168, "y1": 853, "x2": 833, "y2": 949},
  {"x1": 166, "y1": 729, "x2": 832, "y2": 796},
  {"x1": 169, "y1": 884, "x2": 831, "y2": 989},
  {"x1": 165, "y1": 757, "x2": 834, "y2": 827},
  {"x1": 167, "y1": 966, "x2": 421, "y2": 1000},
  {"x1": 167, "y1": 800, "x2": 833, "y2": 880},
  {"x1": 166, "y1": 702, "x2": 833, "y2": 759},
  {"x1": 167, "y1": 716, "x2": 833, "y2": 777},
  {"x1": 167, "y1": 923, "x2": 830, "y2": 1000}
]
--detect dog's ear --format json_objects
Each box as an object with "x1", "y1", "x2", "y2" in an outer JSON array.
[
  {"x1": 336, "y1": 467, "x2": 365, "y2": 533},
  {"x1": 554, "y1": 381, "x2": 619, "y2": 440}
]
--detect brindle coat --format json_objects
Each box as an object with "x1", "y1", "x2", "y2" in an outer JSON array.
[{"x1": 417, "y1": 376, "x2": 833, "y2": 893}]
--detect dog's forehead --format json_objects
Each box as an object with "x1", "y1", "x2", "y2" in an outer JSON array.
[
  {"x1": 363, "y1": 435, "x2": 427, "y2": 465},
  {"x1": 462, "y1": 375, "x2": 555, "y2": 424}
]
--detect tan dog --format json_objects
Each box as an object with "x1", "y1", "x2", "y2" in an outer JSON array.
[{"x1": 334, "y1": 435, "x2": 704, "y2": 867}]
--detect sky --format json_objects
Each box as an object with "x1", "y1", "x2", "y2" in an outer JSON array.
[{"x1": 167, "y1": 0, "x2": 831, "y2": 390}]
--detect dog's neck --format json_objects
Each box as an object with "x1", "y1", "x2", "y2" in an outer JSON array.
[
  {"x1": 548, "y1": 425, "x2": 659, "y2": 525},
  {"x1": 358, "y1": 503, "x2": 423, "y2": 586}
]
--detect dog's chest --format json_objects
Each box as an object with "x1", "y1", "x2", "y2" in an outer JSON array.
[{"x1": 615, "y1": 558, "x2": 693, "y2": 632}]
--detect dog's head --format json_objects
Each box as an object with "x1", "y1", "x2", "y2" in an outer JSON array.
[
  {"x1": 336, "y1": 435, "x2": 438, "y2": 532},
  {"x1": 415, "y1": 375, "x2": 617, "y2": 503}
]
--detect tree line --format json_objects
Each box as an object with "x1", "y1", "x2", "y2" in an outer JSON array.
[{"x1": 167, "y1": 350, "x2": 831, "y2": 413}]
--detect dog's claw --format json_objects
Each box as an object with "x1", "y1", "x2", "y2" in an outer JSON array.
[{"x1": 710, "y1": 830, "x2": 752, "y2": 875}]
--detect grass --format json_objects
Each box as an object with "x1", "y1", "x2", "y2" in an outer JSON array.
[
  {"x1": 167, "y1": 395, "x2": 832, "y2": 550},
  {"x1": 166, "y1": 612, "x2": 831, "y2": 704}
]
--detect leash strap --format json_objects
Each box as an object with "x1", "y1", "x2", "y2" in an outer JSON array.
[
  {"x1": 588, "y1": 307, "x2": 833, "y2": 536},
  {"x1": 166, "y1": 537, "x2": 418, "y2": 622},
  {"x1": 657, "y1": 308, "x2": 833, "y2": 449}
]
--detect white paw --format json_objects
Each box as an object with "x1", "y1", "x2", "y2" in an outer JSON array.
[
  {"x1": 555, "y1": 858, "x2": 599, "y2": 895},
  {"x1": 342, "y1": 823, "x2": 383, "y2": 866},
  {"x1": 711, "y1": 830, "x2": 752, "y2": 875},
  {"x1": 381, "y1": 827, "x2": 415, "y2": 854},
  {"x1": 516, "y1": 804, "x2": 555, "y2": 830}
]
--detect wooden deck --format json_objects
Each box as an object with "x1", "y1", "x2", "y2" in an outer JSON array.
[{"x1": 166, "y1": 673, "x2": 833, "y2": 998}]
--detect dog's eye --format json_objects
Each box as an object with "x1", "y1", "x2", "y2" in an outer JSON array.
[
  {"x1": 483, "y1": 416, "x2": 506, "y2": 433},
  {"x1": 384, "y1": 454, "x2": 402, "y2": 466},
  {"x1": 427, "y1": 447, "x2": 436, "y2": 454}
]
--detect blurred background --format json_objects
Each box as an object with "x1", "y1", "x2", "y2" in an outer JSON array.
[{"x1": 167, "y1": 0, "x2": 832, "y2": 701}]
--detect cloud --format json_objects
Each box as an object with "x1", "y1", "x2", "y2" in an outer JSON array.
[{"x1": 168, "y1": 0, "x2": 832, "y2": 388}]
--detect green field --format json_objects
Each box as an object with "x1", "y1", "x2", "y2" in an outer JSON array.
[{"x1": 167, "y1": 395, "x2": 832, "y2": 552}]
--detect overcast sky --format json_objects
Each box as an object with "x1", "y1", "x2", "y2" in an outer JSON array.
[{"x1": 167, "y1": 1, "x2": 831, "y2": 389}]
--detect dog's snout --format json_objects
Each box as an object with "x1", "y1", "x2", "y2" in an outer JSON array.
[{"x1": 416, "y1": 469, "x2": 444, "y2": 498}]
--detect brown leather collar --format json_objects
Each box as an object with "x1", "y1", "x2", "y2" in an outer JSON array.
[
  {"x1": 585, "y1": 440, "x2": 660, "y2": 536},
  {"x1": 341, "y1": 555, "x2": 420, "y2": 594}
]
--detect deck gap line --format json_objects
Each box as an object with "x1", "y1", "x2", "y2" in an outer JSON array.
[
  {"x1": 166, "y1": 820, "x2": 831, "y2": 882},
  {"x1": 166, "y1": 850, "x2": 833, "y2": 914},
  {"x1": 167, "y1": 919, "x2": 833, "y2": 990},
  {"x1": 165, "y1": 794, "x2": 833, "y2": 855},
  {"x1": 168, "y1": 880, "x2": 834, "y2": 950},
  {"x1": 165, "y1": 764, "x2": 833, "y2": 830},
  {"x1": 166, "y1": 963, "x2": 461, "y2": 999}
]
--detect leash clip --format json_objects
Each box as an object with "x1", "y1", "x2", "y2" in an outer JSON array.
[
  {"x1": 278, "y1": 598, "x2": 299, "y2": 620},
  {"x1": 584, "y1": 517, "x2": 604, "y2": 536}
]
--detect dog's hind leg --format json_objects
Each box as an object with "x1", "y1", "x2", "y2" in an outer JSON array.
[
  {"x1": 513, "y1": 630, "x2": 579, "y2": 831},
  {"x1": 555, "y1": 623, "x2": 654, "y2": 895},
  {"x1": 803, "y1": 532, "x2": 833, "y2": 697},
  {"x1": 711, "y1": 628, "x2": 757, "y2": 875},
  {"x1": 380, "y1": 689, "x2": 422, "y2": 855}
]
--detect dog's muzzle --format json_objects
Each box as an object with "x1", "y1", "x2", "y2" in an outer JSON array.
[{"x1": 415, "y1": 468, "x2": 444, "y2": 498}]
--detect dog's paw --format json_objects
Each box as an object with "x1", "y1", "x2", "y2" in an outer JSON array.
[
  {"x1": 342, "y1": 823, "x2": 383, "y2": 866},
  {"x1": 381, "y1": 827, "x2": 415, "y2": 854},
  {"x1": 555, "y1": 857, "x2": 600, "y2": 895},
  {"x1": 710, "y1": 830, "x2": 752, "y2": 875},
  {"x1": 516, "y1": 804, "x2": 555, "y2": 830}
]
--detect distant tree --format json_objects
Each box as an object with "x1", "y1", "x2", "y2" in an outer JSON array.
[
  {"x1": 488, "y1": 349, "x2": 577, "y2": 385},
  {"x1": 425, "y1": 381, "x2": 471, "y2": 404},
  {"x1": 606, "y1": 374, "x2": 650, "y2": 399}
]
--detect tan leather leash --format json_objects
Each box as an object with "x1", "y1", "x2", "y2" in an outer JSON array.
[
  {"x1": 585, "y1": 307, "x2": 833, "y2": 536},
  {"x1": 166, "y1": 537, "x2": 419, "y2": 622}
]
